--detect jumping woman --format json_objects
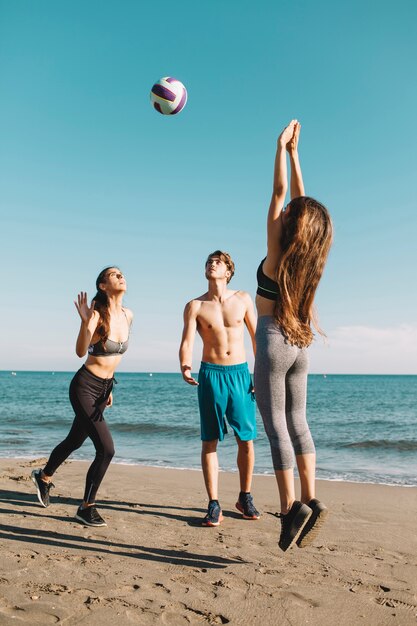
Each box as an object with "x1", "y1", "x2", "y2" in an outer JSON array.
[
  {"x1": 31, "y1": 267, "x2": 133, "y2": 527},
  {"x1": 254, "y1": 120, "x2": 333, "y2": 551}
]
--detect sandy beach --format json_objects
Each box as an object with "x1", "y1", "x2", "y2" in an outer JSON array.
[{"x1": 0, "y1": 458, "x2": 416, "y2": 625}]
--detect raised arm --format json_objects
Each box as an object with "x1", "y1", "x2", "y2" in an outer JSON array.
[
  {"x1": 264, "y1": 120, "x2": 298, "y2": 274},
  {"x1": 74, "y1": 292, "x2": 100, "y2": 357},
  {"x1": 286, "y1": 121, "x2": 305, "y2": 199},
  {"x1": 179, "y1": 300, "x2": 199, "y2": 386}
]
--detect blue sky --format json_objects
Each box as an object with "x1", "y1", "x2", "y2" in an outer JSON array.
[{"x1": 1, "y1": 0, "x2": 416, "y2": 374}]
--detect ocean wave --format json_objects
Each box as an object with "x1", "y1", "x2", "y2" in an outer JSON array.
[
  {"x1": 1, "y1": 419, "x2": 201, "y2": 438},
  {"x1": 111, "y1": 422, "x2": 200, "y2": 437},
  {"x1": 342, "y1": 439, "x2": 417, "y2": 451},
  {"x1": 0, "y1": 438, "x2": 31, "y2": 445}
]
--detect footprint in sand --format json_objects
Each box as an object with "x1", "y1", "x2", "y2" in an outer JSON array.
[
  {"x1": 0, "y1": 599, "x2": 62, "y2": 624},
  {"x1": 160, "y1": 602, "x2": 230, "y2": 625},
  {"x1": 375, "y1": 595, "x2": 417, "y2": 612},
  {"x1": 24, "y1": 458, "x2": 49, "y2": 468},
  {"x1": 29, "y1": 583, "x2": 70, "y2": 596}
]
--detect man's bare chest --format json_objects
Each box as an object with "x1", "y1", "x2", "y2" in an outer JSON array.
[{"x1": 197, "y1": 303, "x2": 245, "y2": 331}]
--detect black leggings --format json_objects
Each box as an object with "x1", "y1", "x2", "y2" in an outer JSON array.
[{"x1": 44, "y1": 365, "x2": 115, "y2": 503}]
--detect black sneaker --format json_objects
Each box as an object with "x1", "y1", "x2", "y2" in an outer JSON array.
[
  {"x1": 296, "y1": 499, "x2": 329, "y2": 548},
  {"x1": 202, "y1": 500, "x2": 223, "y2": 527},
  {"x1": 31, "y1": 469, "x2": 54, "y2": 507},
  {"x1": 75, "y1": 505, "x2": 107, "y2": 527},
  {"x1": 235, "y1": 492, "x2": 260, "y2": 520},
  {"x1": 278, "y1": 501, "x2": 312, "y2": 552}
]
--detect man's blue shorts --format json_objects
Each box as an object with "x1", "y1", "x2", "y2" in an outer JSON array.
[{"x1": 197, "y1": 362, "x2": 257, "y2": 442}]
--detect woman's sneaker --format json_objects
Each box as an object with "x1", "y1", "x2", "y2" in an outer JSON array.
[
  {"x1": 31, "y1": 469, "x2": 54, "y2": 507},
  {"x1": 296, "y1": 499, "x2": 329, "y2": 548},
  {"x1": 75, "y1": 505, "x2": 107, "y2": 527},
  {"x1": 202, "y1": 500, "x2": 223, "y2": 527},
  {"x1": 235, "y1": 492, "x2": 260, "y2": 520},
  {"x1": 278, "y1": 501, "x2": 312, "y2": 551}
]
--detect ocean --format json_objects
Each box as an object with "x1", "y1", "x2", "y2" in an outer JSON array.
[{"x1": 0, "y1": 371, "x2": 416, "y2": 486}]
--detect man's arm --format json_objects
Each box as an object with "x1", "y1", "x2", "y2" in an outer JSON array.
[
  {"x1": 243, "y1": 293, "x2": 257, "y2": 358},
  {"x1": 179, "y1": 300, "x2": 199, "y2": 386}
]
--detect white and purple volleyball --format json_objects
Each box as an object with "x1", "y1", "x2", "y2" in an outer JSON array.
[{"x1": 150, "y1": 77, "x2": 187, "y2": 115}]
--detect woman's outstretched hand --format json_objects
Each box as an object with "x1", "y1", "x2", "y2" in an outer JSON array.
[
  {"x1": 278, "y1": 119, "x2": 298, "y2": 149},
  {"x1": 74, "y1": 292, "x2": 96, "y2": 324},
  {"x1": 286, "y1": 121, "x2": 301, "y2": 154}
]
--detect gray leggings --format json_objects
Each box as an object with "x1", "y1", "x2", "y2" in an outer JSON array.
[{"x1": 254, "y1": 316, "x2": 315, "y2": 470}]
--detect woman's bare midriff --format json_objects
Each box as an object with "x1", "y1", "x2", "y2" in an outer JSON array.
[
  {"x1": 84, "y1": 355, "x2": 123, "y2": 379},
  {"x1": 255, "y1": 294, "x2": 276, "y2": 317}
]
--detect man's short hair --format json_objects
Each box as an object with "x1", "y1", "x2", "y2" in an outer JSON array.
[{"x1": 206, "y1": 250, "x2": 235, "y2": 284}]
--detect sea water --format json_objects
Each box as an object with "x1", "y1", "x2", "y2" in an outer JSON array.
[{"x1": 0, "y1": 371, "x2": 415, "y2": 486}]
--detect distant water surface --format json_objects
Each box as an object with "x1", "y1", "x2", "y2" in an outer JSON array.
[{"x1": 0, "y1": 372, "x2": 416, "y2": 486}]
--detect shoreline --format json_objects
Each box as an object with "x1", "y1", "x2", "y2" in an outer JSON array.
[
  {"x1": 1, "y1": 455, "x2": 416, "y2": 488},
  {"x1": 0, "y1": 457, "x2": 416, "y2": 625}
]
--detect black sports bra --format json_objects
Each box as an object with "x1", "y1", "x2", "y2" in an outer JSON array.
[
  {"x1": 256, "y1": 258, "x2": 279, "y2": 301},
  {"x1": 88, "y1": 310, "x2": 131, "y2": 357}
]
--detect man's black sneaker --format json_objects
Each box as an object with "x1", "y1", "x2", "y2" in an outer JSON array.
[
  {"x1": 202, "y1": 500, "x2": 223, "y2": 527},
  {"x1": 296, "y1": 499, "x2": 329, "y2": 548},
  {"x1": 31, "y1": 469, "x2": 54, "y2": 507},
  {"x1": 278, "y1": 501, "x2": 312, "y2": 551},
  {"x1": 236, "y1": 492, "x2": 260, "y2": 520},
  {"x1": 75, "y1": 505, "x2": 107, "y2": 527}
]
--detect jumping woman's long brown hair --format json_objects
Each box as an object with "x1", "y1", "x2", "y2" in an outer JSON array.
[
  {"x1": 93, "y1": 267, "x2": 115, "y2": 346},
  {"x1": 275, "y1": 196, "x2": 333, "y2": 348}
]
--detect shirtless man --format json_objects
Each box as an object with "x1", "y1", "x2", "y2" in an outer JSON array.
[{"x1": 179, "y1": 250, "x2": 260, "y2": 527}]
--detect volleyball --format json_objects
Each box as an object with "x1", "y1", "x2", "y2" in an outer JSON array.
[{"x1": 150, "y1": 77, "x2": 187, "y2": 115}]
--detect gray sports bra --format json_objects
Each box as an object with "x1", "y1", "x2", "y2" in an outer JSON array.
[{"x1": 88, "y1": 310, "x2": 131, "y2": 357}]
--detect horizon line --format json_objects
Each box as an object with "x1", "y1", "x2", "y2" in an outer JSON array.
[{"x1": 1, "y1": 370, "x2": 416, "y2": 377}]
